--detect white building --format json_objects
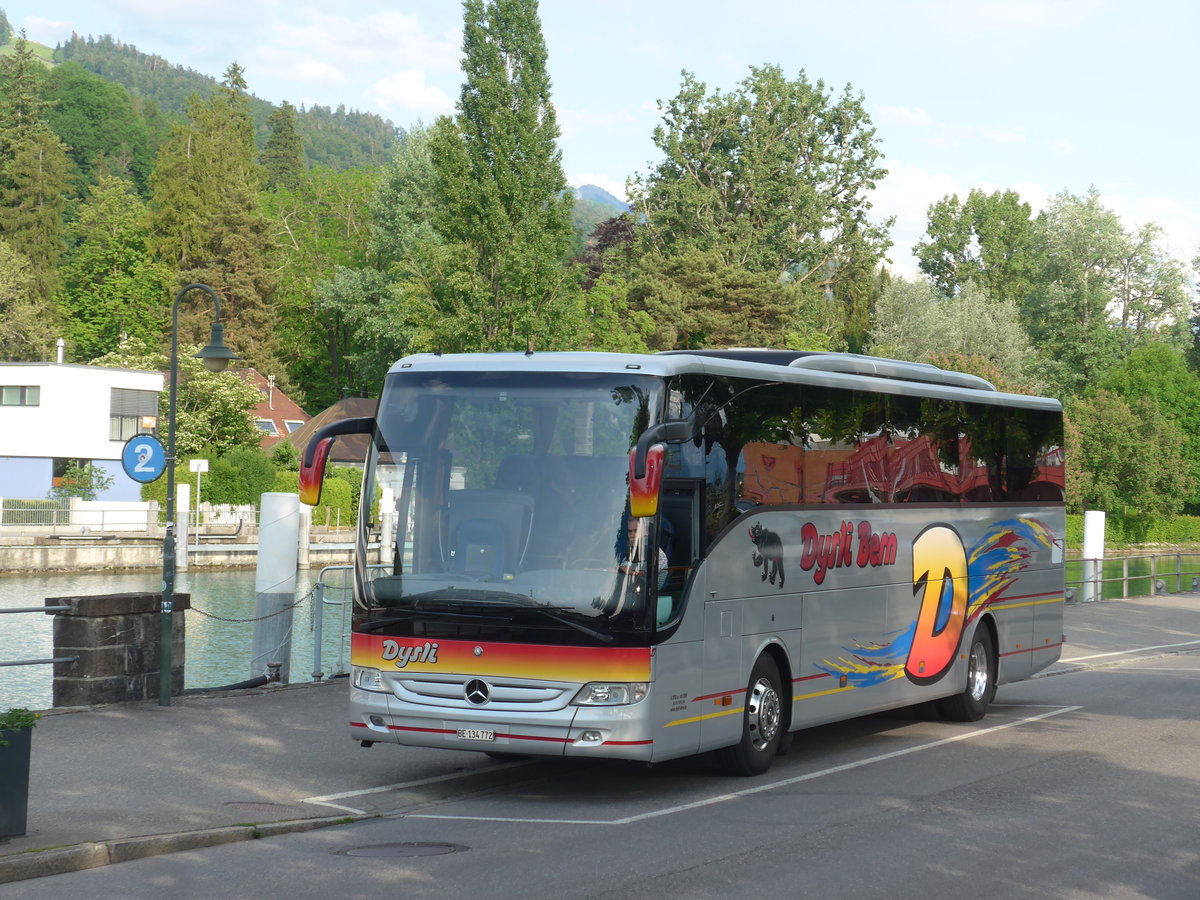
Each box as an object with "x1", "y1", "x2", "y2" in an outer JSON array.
[{"x1": 0, "y1": 362, "x2": 163, "y2": 501}]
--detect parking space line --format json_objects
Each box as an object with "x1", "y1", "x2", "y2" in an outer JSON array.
[
  {"x1": 300, "y1": 758, "x2": 533, "y2": 814},
  {"x1": 1059, "y1": 639, "x2": 1200, "y2": 664},
  {"x1": 408, "y1": 705, "x2": 1083, "y2": 826}
]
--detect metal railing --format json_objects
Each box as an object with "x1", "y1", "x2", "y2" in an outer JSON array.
[
  {"x1": 0, "y1": 605, "x2": 77, "y2": 668},
  {"x1": 311, "y1": 565, "x2": 354, "y2": 681},
  {"x1": 1065, "y1": 552, "x2": 1200, "y2": 602}
]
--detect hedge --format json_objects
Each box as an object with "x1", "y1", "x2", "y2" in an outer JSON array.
[
  {"x1": 1065, "y1": 514, "x2": 1200, "y2": 549},
  {"x1": 273, "y1": 471, "x2": 354, "y2": 528}
]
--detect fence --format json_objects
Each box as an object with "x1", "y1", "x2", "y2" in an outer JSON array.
[
  {"x1": 0, "y1": 605, "x2": 76, "y2": 670},
  {"x1": 1066, "y1": 553, "x2": 1200, "y2": 602}
]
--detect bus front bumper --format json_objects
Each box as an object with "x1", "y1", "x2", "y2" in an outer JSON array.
[{"x1": 349, "y1": 686, "x2": 656, "y2": 761}]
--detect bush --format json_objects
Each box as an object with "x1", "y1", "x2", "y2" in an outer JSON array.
[
  {"x1": 1066, "y1": 513, "x2": 1200, "y2": 549},
  {"x1": 273, "y1": 471, "x2": 354, "y2": 528}
]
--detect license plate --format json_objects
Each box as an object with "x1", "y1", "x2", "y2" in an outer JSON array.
[{"x1": 456, "y1": 728, "x2": 495, "y2": 742}]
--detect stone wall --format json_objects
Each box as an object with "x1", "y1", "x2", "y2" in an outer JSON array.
[{"x1": 47, "y1": 593, "x2": 191, "y2": 707}]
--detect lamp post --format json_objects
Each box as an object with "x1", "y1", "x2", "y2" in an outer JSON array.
[{"x1": 160, "y1": 284, "x2": 240, "y2": 707}]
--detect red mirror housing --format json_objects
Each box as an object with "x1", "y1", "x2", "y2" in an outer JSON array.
[{"x1": 628, "y1": 444, "x2": 665, "y2": 518}]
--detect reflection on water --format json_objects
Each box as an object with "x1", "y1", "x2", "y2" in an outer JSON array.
[{"x1": 0, "y1": 568, "x2": 355, "y2": 712}]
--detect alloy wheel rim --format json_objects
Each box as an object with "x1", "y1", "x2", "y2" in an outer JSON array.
[{"x1": 747, "y1": 677, "x2": 781, "y2": 750}]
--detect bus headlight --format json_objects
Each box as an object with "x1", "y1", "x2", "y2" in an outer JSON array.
[
  {"x1": 352, "y1": 666, "x2": 387, "y2": 692},
  {"x1": 571, "y1": 682, "x2": 649, "y2": 706}
]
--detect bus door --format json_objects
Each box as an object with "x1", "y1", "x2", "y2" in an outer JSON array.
[{"x1": 699, "y1": 596, "x2": 744, "y2": 751}]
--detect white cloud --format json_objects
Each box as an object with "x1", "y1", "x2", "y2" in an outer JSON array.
[
  {"x1": 288, "y1": 58, "x2": 347, "y2": 86},
  {"x1": 1103, "y1": 193, "x2": 1199, "y2": 263},
  {"x1": 872, "y1": 160, "x2": 964, "y2": 275},
  {"x1": 1049, "y1": 138, "x2": 1077, "y2": 156},
  {"x1": 874, "y1": 105, "x2": 934, "y2": 128},
  {"x1": 22, "y1": 15, "x2": 74, "y2": 44},
  {"x1": 369, "y1": 71, "x2": 454, "y2": 116}
]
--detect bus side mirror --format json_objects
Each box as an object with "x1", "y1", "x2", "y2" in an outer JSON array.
[
  {"x1": 629, "y1": 420, "x2": 691, "y2": 518},
  {"x1": 299, "y1": 416, "x2": 375, "y2": 506}
]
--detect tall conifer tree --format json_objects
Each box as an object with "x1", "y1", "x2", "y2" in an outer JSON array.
[
  {"x1": 427, "y1": 0, "x2": 581, "y2": 352},
  {"x1": 0, "y1": 32, "x2": 71, "y2": 308},
  {"x1": 261, "y1": 100, "x2": 305, "y2": 192},
  {"x1": 150, "y1": 63, "x2": 276, "y2": 368}
]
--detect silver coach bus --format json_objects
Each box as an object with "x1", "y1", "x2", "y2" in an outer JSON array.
[{"x1": 300, "y1": 349, "x2": 1065, "y2": 776}]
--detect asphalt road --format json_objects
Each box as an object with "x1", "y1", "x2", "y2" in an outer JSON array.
[{"x1": 7, "y1": 647, "x2": 1198, "y2": 900}]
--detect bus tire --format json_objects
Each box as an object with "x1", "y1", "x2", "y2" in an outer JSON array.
[
  {"x1": 717, "y1": 655, "x2": 784, "y2": 776},
  {"x1": 936, "y1": 628, "x2": 996, "y2": 722}
]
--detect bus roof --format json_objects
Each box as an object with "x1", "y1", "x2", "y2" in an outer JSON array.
[{"x1": 388, "y1": 350, "x2": 1061, "y2": 412}]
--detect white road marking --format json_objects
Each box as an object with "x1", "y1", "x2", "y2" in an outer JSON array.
[
  {"x1": 407, "y1": 705, "x2": 1083, "y2": 826},
  {"x1": 300, "y1": 759, "x2": 533, "y2": 815},
  {"x1": 1059, "y1": 639, "x2": 1200, "y2": 664}
]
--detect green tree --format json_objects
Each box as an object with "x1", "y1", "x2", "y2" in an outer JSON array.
[
  {"x1": 48, "y1": 462, "x2": 115, "y2": 501},
  {"x1": 630, "y1": 65, "x2": 891, "y2": 309},
  {"x1": 1023, "y1": 189, "x2": 1126, "y2": 396},
  {"x1": 90, "y1": 337, "x2": 263, "y2": 456},
  {"x1": 0, "y1": 33, "x2": 71, "y2": 304},
  {"x1": 58, "y1": 174, "x2": 174, "y2": 360},
  {"x1": 625, "y1": 247, "x2": 837, "y2": 350},
  {"x1": 263, "y1": 163, "x2": 377, "y2": 409},
  {"x1": 425, "y1": 0, "x2": 582, "y2": 352},
  {"x1": 42, "y1": 61, "x2": 156, "y2": 194},
  {"x1": 867, "y1": 278, "x2": 1034, "y2": 387},
  {"x1": 1098, "y1": 342, "x2": 1200, "y2": 512},
  {"x1": 261, "y1": 100, "x2": 304, "y2": 192},
  {"x1": 0, "y1": 237, "x2": 57, "y2": 360},
  {"x1": 0, "y1": 32, "x2": 52, "y2": 156},
  {"x1": 1112, "y1": 222, "x2": 1191, "y2": 352},
  {"x1": 149, "y1": 63, "x2": 276, "y2": 370},
  {"x1": 914, "y1": 188, "x2": 1037, "y2": 308},
  {"x1": 1064, "y1": 390, "x2": 1192, "y2": 516}
]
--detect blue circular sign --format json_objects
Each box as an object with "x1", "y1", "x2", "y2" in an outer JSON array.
[{"x1": 122, "y1": 435, "x2": 167, "y2": 483}]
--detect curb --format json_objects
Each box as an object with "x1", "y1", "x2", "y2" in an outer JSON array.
[{"x1": 0, "y1": 814, "x2": 366, "y2": 886}]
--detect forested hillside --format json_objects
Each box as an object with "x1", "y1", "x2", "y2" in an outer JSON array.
[
  {"x1": 0, "y1": 2, "x2": 1197, "y2": 521},
  {"x1": 55, "y1": 34, "x2": 401, "y2": 169}
]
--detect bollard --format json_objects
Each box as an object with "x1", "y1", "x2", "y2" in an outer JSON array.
[{"x1": 250, "y1": 493, "x2": 300, "y2": 682}]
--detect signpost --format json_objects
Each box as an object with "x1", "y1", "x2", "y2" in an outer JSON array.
[
  {"x1": 121, "y1": 435, "x2": 166, "y2": 484},
  {"x1": 189, "y1": 459, "x2": 209, "y2": 548}
]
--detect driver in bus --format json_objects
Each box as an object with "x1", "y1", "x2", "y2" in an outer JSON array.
[{"x1": 620, "y1": 518, "x2": 669, "y2": 590}]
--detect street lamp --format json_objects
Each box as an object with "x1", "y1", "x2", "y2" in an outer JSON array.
[{"x1": 160, "y1": 284, "x2": 240, "y2": 707}]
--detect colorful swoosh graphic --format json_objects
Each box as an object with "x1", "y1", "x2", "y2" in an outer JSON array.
[{"x1": 814, "y1": 517, "x2": 1056, "y2": 688}]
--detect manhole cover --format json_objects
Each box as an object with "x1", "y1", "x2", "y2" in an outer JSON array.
[{"x1": 341, "y1": 842, "x2": 468, "y2": 858}]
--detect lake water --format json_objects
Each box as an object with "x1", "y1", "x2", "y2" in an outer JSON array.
[{"x1": 0, "y1": 568, "x2": 356, "y2": 712}]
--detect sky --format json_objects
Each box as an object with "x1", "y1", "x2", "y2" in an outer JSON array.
[{"x1": 9, "y1": 0, "x2": 1199, "y2": 275}]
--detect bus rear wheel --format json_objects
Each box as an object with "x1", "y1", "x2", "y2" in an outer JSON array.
[
  {"x1": 717, "y1": 655, "x2": 784, "y2": 776},
  {"x1": 937, "y1": 629, "x2": 996, "y2": 722}
]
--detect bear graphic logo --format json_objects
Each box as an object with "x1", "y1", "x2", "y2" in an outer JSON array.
[{"x1": 749, "y1": 522, "x2": 785, "y2": 588}]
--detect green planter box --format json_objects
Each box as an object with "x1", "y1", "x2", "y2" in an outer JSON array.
[{"x1": 0, "y1": 727, "x2": 32, "y2": 836}]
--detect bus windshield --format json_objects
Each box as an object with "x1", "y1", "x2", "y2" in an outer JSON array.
[{"x1": 357, "y1": 369, "x2": 666, "y2": 646}]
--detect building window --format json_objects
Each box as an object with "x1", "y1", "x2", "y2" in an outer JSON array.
[
  {"x1": 1, "y1": 385, "x2": 39, "y2": 406},
  {"x1": 52, "y1": 457, "x2": 92, "y2": 487},
  {"x1": 110, "y1": 388, "x2": 159, "y2": 442},
  {"x1": 110, "y1": 415, "x2": 157, "y2": 441},
  {"x1": 283, "y1": 420, "x2": 305, "y2": 433},
  {"x1": 255, "y1": 419, "x2": 279, "y2": 435}
]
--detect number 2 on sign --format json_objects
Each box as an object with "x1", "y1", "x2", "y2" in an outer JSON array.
[
  {"x1": 906, "y1": 525, "x2": 968, "y2": 684},
  {"x1": 133, "y1": 443, "x2": 154, "y2": 473}
]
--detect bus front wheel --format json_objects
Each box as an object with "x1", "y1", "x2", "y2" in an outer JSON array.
[
  {"x1": 937, "y1": 629, "x2": 996, "y2": 722},
  {"x1": 717, "y1": 655, "x2": 784, "y2": 776}
]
